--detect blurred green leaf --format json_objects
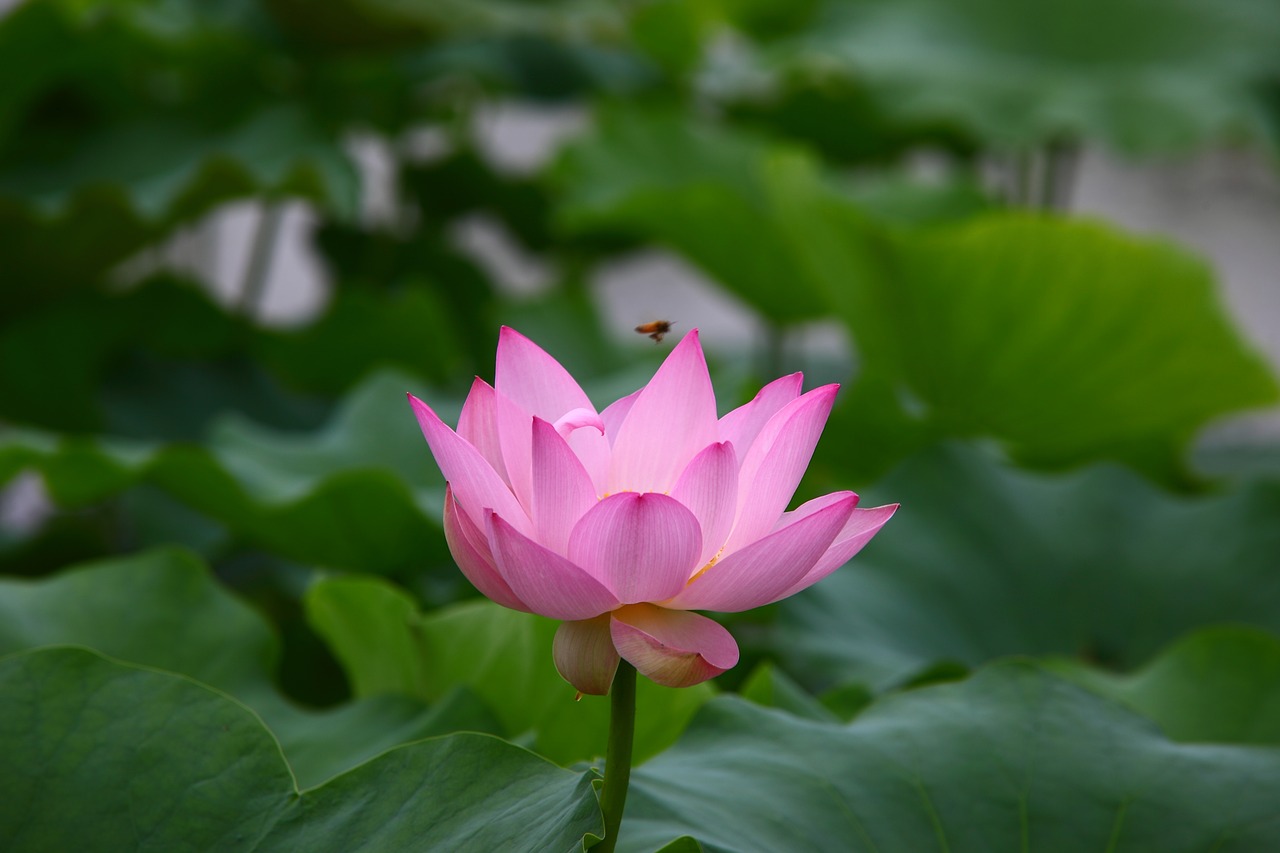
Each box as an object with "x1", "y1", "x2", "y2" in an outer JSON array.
[
  {"x1": 1049, "y1": 625, "x2": 1280, "y2": 745},
  {"x1": 726, "y1": 72, "x2": 977, "y2": 166},
  {"x1": 783, "y1": 0, "x2": 1280, "y2": 151},
  {"x1": 0, "y1": 548, "x2": 499, "y2": 787},
  {"x1": 0, "y1": 271, "x2": 338, "y2": 437},
  {"x1": 0, "y1": 370, "x2": 453, "y2": 574},
  {"x1": 1, "y1": 105, "x2": 357, "y2": 220},
  {"x1": 739, "y1": 661, "x2": 838, "y2": 721},
  {"x1": 777, "y1": 443, "x2": 1280, "y2": 693},
  {"x1": 623, "y1": 663, "x2": 1280, "y2": 851},
  {"x1": 306, "y1": 576, "x2": 713, "y2": 766},
  {"x1": 555, "y1": 107, "x2": 837, "y2": 323},
  {"x1": 0, "y1": 647, "x2": 601, "y2": 851}
]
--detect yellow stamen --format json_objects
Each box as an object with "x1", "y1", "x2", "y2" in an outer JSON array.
[{"x1": 686, "y1": 549, "x2": 723, "y2": 585}]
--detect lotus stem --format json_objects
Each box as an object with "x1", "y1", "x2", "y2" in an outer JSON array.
[{"x1": 597, "y1": 660, "x2": 636, "y2": 853}]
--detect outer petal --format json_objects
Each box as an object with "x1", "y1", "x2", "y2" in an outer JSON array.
[
  {"x1": 486, "y1": 512, "x2": 619, "y2": 620},
  {"x1": 721, "y1": 385, "x2": 838, "y2": 556},
  {"x1": 610, "y1": 604, "x2": 739, "y2": 688},
  {"x1": 408, "y1": 393, "x2": 531, "y2": 536},
  {"x1": 608, "y1": 330, "x2": 719, "y2": 494},
  {"x1": 770, "y1": 490, "x2": 858, "y2": 530},
  {"x1": 495, "y1": 326, "x2": 595, "y2": 420},
  {"x1": 493, "y1": 389, "x2": 536, "y2": 514},
  {"x1": 667, "y1": 494, "x2": 856, "y2": 612},
  {"x1": 777, "y1": 503, "x2": 899, "y2": 599},
  {"x1": 457, "y1": 377, "x2": 508, "y2": 485},
  {"x1": 531, "y1": 417, "x2": 597, "y2": 555},
  {"x1": 553, "y1": 615, "x2": 620, "y2": 696},
  {"x1": 717, "y1": 373, "x2": 803, "y2": 464},
  {"x1": 669, "y1": 441, "x2": 738, "y2": 571},
  {"x1": 568, "y1": 493, "x2": 701, "y2": 604},
  {"x1": 443, "y1": 485, "x2": 529, "y2": 613}
]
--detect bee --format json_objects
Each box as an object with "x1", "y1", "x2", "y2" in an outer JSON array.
[{"x1": 634, "y1": 320, "x2": 674, "y2": 343}]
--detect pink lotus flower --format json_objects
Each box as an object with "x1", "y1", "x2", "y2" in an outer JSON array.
[{"x1": 408, "y1": 327, "x2": 896, "y2": 694}]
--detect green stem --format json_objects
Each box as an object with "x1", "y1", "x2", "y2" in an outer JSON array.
[{"x1": 597, "y1": 661, "x2": 636, "y2": 853}]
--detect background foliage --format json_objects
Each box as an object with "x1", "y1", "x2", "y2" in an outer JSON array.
[{"x1": 3, "y1": 0, "x2": 1280, "y2": 850}]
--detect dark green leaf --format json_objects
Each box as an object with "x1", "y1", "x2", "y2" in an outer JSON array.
[
  {"x1": 0, "y1": 549, "x2": 496, "y2": 787},
  {"x1": 784, "y1": 0, "x2": 1280, "y2": 151},
  {"x1": 0, "y1": 370, "x2": 453, "y2": 574},
  {"x1": 624, "y1": 663, "x2": 1280, "y2": 851},
  {"x1": 0, "y1": 647, "x2": 600, "y2": 852},
  {"x1": 777, "y1": 443, "x2": 1280, "y2": 692}
]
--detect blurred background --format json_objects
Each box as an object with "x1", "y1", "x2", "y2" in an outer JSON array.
[{"x1": 3, "y1": 0, "x2": 1280, "y2": 714}]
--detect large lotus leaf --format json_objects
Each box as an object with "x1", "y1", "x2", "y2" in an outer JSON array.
[
  {"x1": 0, "y1": 369, "x2": 451, "y2": 573},
  {"x1": 777, "y1": 201, "x2": 1279, "y2": 482},
  {"x1": 781, "y1": 0, "x2": 1280, "y2": 152},
  {"x1": 0, "y1": 647, "x2": 600, "y2": 852},
  {"x1": 1048, "y1": 625, "x2": 1280, "y2": 746},
  {"x1": 879, "y1": 216, "x2": 1278, "y2": 475},
  {"x1": 622, "y1": 663, "x2": 1280, "y2": 851},
  {"x1": 0, "y1": 549, "x2": 500, "y2": 788},
  {"x1": 775, "y1": 443, "x2": 1280, "y2": 693},
  {"x1": 306, "y1": 576, "x2": 713, "y2": 766}
]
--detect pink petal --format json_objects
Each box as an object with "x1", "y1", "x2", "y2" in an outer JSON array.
[
  {"x1": 531, "y1": 417, "x2": 597, "y2": 554},
  {"x1": 770, "y1": 490, "x2": 858, "y2": 531},
  {"x1": 777, "y1": 503, "x2": 899, "y2": 599},
  {"x1": 670, "y1": 441, "x2": 738, "y2": 570},
  {"x1": 568, "y1": 492, "x2": 701, "y2": 604},
  {"x1": 600, "y1": 389, "x2": 641, "y2": 445},
  {"x1": 456, "y1": 378, "x2": 509, "y2": 485},
  {"x1": 443, "y1": 485, "x2": 530, "y2": 612},
  {"x1": 718, "y1": 373, "x2": 803, "y2": 463},
  {"x1": 666, "y1": 493, "x2": 856, "y2": 612},
  {"x1": 564, "y1": 416, "x2": 612, "y2": 498},
  {"x1": 486, "y1": 512, "x2": 619, "y2": 620},
  {"x1": 552, "y1": 407, "x2": 605, "y2": 440},
  {"x1": 408, "y1": 393, "x2": 531, "y2": 536},
  {"x1": 495, "y1": 326, "x2": 595, "y2": 421},
  {"x1": 553, "y1": 615, "x2": 620, "y2": 696},
  {"x1": 493, "y1": 388, "x2": 535, "y2": 513},
  {"x1": 721, "y1": 385, "x2": 839, "y2": 556},
  {"x1": 610, "y1": 604, "x2": 739, "y2": 688},
  {"x1": 607, "y1": 330, "x2": 719, "y2": 494}
]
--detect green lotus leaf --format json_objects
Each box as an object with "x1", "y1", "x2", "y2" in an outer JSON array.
[
  {"x1": 623, "y1": 662, "x2": 1280, "y2": 851},
  {"x1": 0, "y1": 647, "x2": 600, "y2": 852},
  {"x1": 0, "y1": 548, "x2": 498, "y2": 787}
]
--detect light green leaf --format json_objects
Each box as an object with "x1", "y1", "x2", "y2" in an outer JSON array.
[
  {"x1": 1048, "y1": 625, "x2": 1280, "y2": 745},
  {"x1": 776, "y1": 197, "x2": 1279, "y2": 482},
  {"x1": 306, "y1": 575, "x2": 714, "y2": 766}
]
